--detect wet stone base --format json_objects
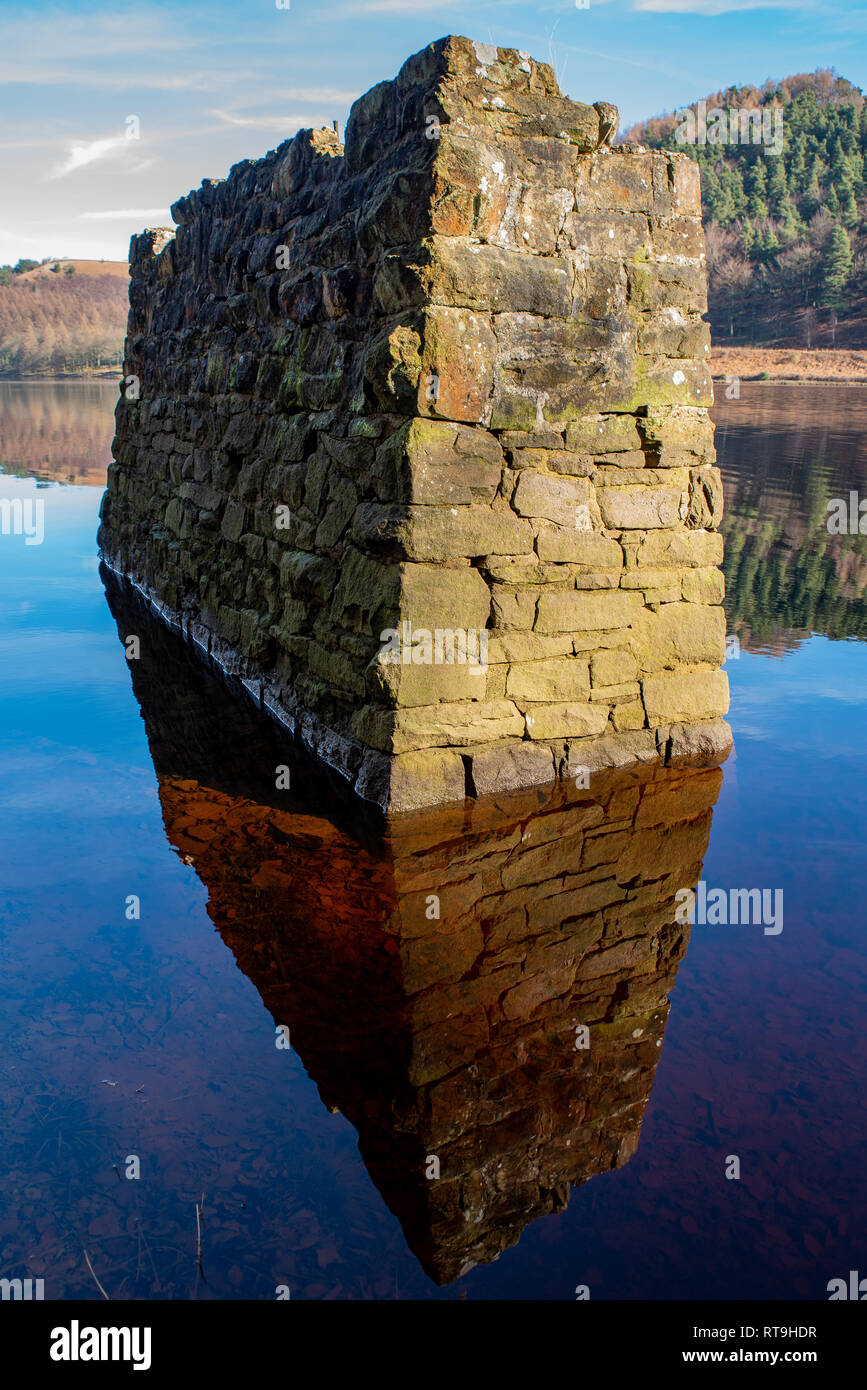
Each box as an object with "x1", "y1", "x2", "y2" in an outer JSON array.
[{"x1": 103, "y1": 560, "x2": 731, "y2": 812}]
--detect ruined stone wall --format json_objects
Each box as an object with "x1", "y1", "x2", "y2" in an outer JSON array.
[{"x1": 100, "y1": 34, "x2": 730, "y2": 812}]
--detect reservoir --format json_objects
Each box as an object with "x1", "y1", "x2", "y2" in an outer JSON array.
[{"x1": 0, "y1": 378, "x2": 864, "y2": 1299}]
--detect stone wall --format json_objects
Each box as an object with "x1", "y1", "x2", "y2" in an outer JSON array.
[{"x1": 99, "y1": 34, "x2": 730, "y2": 813}]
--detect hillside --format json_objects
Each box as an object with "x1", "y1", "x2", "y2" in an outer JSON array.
[
  {"x1": 12, "y1": 258, "x2": 129, "y2": 282},
  {"x1": 624, "y1": 71, "x2": 867, "y2": 347},
  {"x1": 0, "y1": 258, "x2": 129, "y2": 376}
]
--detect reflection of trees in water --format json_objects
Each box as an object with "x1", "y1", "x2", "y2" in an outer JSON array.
[
  {"x1": 721, "y1": 440, "x2": 867, "y2": 647},
  {"x1": 0, "y1": 381, "x2": 116, "y2": 485}
]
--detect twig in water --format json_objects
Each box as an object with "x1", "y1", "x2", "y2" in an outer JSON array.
[
  {"x1": 133, "y1": 1218, "x2": 160, "y2": 1291},
  {"x1": 83, "y1": 1247, "x2": 110, "y2": 1300}
]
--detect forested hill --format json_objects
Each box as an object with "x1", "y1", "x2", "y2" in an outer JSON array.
[
  {"x1": 623, "y1": 71, "x2": 867, "y2": 347},
  {"x1": 0, "y1": 259, "x2": 128, "y2": 376}
]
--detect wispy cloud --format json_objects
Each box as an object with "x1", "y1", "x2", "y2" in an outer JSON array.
[
  {"x1": 634, "y1": 0, "x2": 807, "y2": 11},
  {"x1": 340, "y1": 0, "x2": 474, "y2": 12},
  {"x1": 279, "y1": 87, "x2": 361, "y2": 103},
  {"x1": 77, "y1": 209, "x2": 173, "y2": 221},
  {"x1": 207, "y1": 109, "x2": 330, "y2": 131},
  {"x1": 49, "y1": 132, "x2": 148, "y2": 179},
  {"x1": 0, "y1": 66, "x2": 220, "y2": 90},
  {"x1": 207, "y1": 86, "x2": 360, "y2": 131}
]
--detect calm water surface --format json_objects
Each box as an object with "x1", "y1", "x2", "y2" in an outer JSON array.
[{"x1": 0, "y1": 379, "x2": 865, "y2": 1300}]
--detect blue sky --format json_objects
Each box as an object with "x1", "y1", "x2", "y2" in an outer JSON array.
[{"x1": 1, "y1": 0, "x2": 865, "y2": 262}]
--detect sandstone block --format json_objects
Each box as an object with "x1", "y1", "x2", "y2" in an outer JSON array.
[
  {"x1": 469, "y1": 743, "x2": 556, "y2": 796},
  {"x1": 536, "y1": 589, "x2": 643, "y2": 633},
  {"x1": 524, "y1": 702, "x2": 609, "y2": 740},
  {"x1": 506, "y1": 656, "x2": 591, "y2": 703},
  {"x1": 388, "y1": 748, "x2": 468, "y2": 811},
  {"x1": 513, "y1": 471, "x2": 591, "y2": 527},
  {"x1": 682, "y1": 567, "x2": 725, "y2": 605},
  {"x1": 354, "y1": 699, "x2": 525, "y2": 753},
  {"x1": 597, "y1": 484, "x2": 686, "y2": 530},
  {"x1": 535, "y1": 525, "x2": 622, "y2": 567},
  {"x1": 591, "y1": 649, "x2": 638, "y2": 686},
  {"x1": 637, "y1": 529, "x2": 723, "y2": 568},
  {"x1": 632, "y1": 603, "x2": 726, "y2": 670},
  {"x1": 564, "y1": 415, "x2": 643, "y2": 454},
  {"x1": 641, "y1": 667, "x2": 730, "y2": 726}
]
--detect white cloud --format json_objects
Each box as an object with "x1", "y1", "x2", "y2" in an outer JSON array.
[
  {"x1": 78, "y1": 209, "x2": 173, "y2": 221},
  {"x1": 0, "y1": 66, "x2": 219, "y2": 90},
  {"x1": 340, "y1": 0, "x2": 468, "y2": 11},
  {"x1": 49, "y1": 132, "x2": 151, "y2": 179},
  {"x1": 50, "y1": 135, "x2": 127, "y2": 178},
  {"x1": 208, "y1": 109, "x2": 330, "y2": 131},
  {"x1": 634, "y1": 0, "x2": 805, "y2": 11},
  {"x1": 280, "y1": 87, "x2": 361, "y2": 104}
]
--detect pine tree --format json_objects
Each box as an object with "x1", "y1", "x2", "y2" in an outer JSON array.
[
  {"x1": 805, "y1": 154, "x2": 826, "y2": 210},
  {"x1": 760, "y1": 224, "x2": 781, "y2": 256},
  {"x1": 741, "y1": 221, "x2": 758, "y2": 257},
  {"x1": 830, "y1": 136, "x2": 851, "y2": 186},
  {"x1": 788, "y1": 138, "x2": 806, "y2": 195},
  {"x1": 747, "y1": 160, "x2": 770, "y2": 219},
  {"x1": 841, "y1": 183, "x2": 859, "y2": 227},
  {"x1": 767, "y1": 157, "x2": 787, "y2": 210},
  {"x1": 728, "y1": 165, "x2": 748, "y2": 218},
  {"x1": 778, "y1": 194, "x2": 802, "y2": 242},
  {"x1": 819, "y1": 224, "x2": 853, "y2": 306}
]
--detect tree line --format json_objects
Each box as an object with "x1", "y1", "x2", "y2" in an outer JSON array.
[
  {"x1": 625, "y1": 70, "x2": 867, "y2": 346},
  {"x1": 0, "y1": 261, "x2": 127, "y2": 375}
]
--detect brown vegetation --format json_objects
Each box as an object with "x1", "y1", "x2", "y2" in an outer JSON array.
[
  {"x1": 0, "y1": 267, "x2": 128, "y2": 376},
  {"x1": 711, "y1": 345, "x2": 867, "y2": 380}
]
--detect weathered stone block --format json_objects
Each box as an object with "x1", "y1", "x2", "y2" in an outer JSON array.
[
  {"x1": 536, "y1": 590, "x2": 643, "y2": 633},
  {"x1": 641, "y1": 667, "x2": 730, "y2": 726},
  {"x1": 632, "y1": 603, "x2": 726, "y2": 671},
  {"x1": 597, "y1": 483, "x2": 686, "y2": 529},
  {"x1": 513, "y1": 471, "x2": 591, "y2": 527},
  {"x1": 535, "y1": 526, "x2": 622, "y2": 568},
  {"x1": 591, "y1": 649, "x2": 638, "y2": 686},
  {"x1": 506, "y1": 656, "x2": 591, "y2": 703},
  {"x1": 524, "y1": 702, "x2": 609, "y2": 740},
  {"x1": 564, "y1": 415, "x2": 643, "y2": 454}
]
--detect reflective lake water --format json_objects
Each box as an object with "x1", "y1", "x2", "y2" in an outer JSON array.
[{"x1": 0, "y1": 379, "x2": 865, "y2": 1300}]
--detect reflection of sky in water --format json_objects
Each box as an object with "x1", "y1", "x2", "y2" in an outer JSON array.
[{"x1": 0, "y1": 385, "x2": 865, "y2": 1301}]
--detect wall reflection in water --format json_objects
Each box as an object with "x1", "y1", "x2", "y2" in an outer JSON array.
[{"x1": 104, "y1": 567, "x2": 725, "y2": 1286}]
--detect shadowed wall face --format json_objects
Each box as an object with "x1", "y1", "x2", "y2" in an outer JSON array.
[
  {"x1": 106, "y1": 575, "x2": 724, "y2": 1285},
  {"x1": 100, "y1": 34, "x2": 729, "y2": 813}
]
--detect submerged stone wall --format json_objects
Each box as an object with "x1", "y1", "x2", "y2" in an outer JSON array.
[{"x1": 99, "y1": 34, "x2": 730, "y2": 812}]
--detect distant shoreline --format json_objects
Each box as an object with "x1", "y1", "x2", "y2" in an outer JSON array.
[
  {"x1": 711, "y1": 347, "x2": 867, "y2": 384},
  {"x1": 0, "y1": 373, "x2": 120, "y2": 384},
  {"x1": 3, "y1": 351, "x2": 867, "y2": 388}
]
